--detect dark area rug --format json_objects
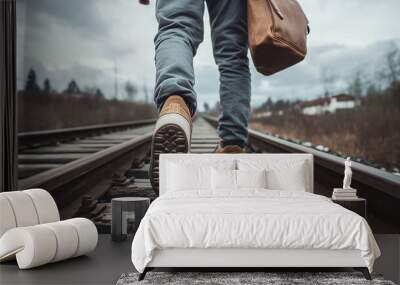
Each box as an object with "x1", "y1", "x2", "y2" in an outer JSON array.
[{"x1": 117, "y1": 272, "x2": 396, "y2": 285}]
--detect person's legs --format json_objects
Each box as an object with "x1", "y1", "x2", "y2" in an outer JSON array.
[
  {"x1": 150, "y1": 0, "x2": 204, "y2": 195},
  {"x1": 154, "y1": 0, "x2": 205, "y2": 115},
  {"x1": 206, "y1": 0, "x2": 251, "y2": 147}
]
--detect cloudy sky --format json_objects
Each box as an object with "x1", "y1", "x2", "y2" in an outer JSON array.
[{"x1": 17, "y1": 0, "x2": 400, "y2": 110}]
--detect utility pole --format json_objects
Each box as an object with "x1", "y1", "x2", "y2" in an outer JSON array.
[
  {"x1": 143, "y1": 81, "x2": 149, "y2": 103},
  {"x1": 114, "y1": 61, "x2": 119, "y2": 100}
]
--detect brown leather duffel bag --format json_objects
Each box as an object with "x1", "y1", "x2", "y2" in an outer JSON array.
[{"x1": 248, "y1": 0, "x2": 309, "y2": 75}]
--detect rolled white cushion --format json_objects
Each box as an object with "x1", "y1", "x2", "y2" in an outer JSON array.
[
  {"x1": 64, "y1": 218, "x2": 98, "y2": 257},
  {"x1": 0, "y1": 196, "x2": 17, "y2": 237},
  {"x1": 0, "y1": 226, "x2": 57, "y2": 269},
  {"x1": 0, "y1": 218, "x2": 97, "y2": 269},
  {"x1": 1, "y1": 192, "x2": 39, "y2": 227},
  {"x1": 23, "y1": 189, "x2": 60, "y2": 223},
  {"x1": 42, "y1": 221, "x2": 79, "y2": 262}
]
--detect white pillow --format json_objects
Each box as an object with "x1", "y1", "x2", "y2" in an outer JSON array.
[
  {"x1": 238, "y1": 159, "x2": 308, "y2": 191},
  {"x1": 266, "y1": 162, "x2": 307, "y2": 191},
  {"x1": 166, "y1": 159, "x2": 236, "y2": 193},
  {"x1": 167, "y1": 162, "x2": 211, "y2": 191},
  {"x1": 211, "y1": 168, "x2": 237, "y2": 191},
  {"x1": 236, "y1": 169, "x2": 267, "y2": 189}
]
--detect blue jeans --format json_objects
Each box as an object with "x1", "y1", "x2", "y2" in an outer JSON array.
[{"x1": 154, "y1": 0, "x2": 251, "y2": 146}]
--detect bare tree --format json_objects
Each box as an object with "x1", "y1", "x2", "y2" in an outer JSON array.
[
  {"x1": 43, "y1": 78, "x2": 52, "y2": 93},
  {"x1": 348, "y1": 71, "x2": 363, "y2": 97},
  {"x1": 95, "y1": 88, "x2": 104, "y2": 99},
  {"x1": 125, "y1": 81, "x2": 138, "y2": 101},
  {"x1": 321, "y1": 68, "x2": 336, "y2": 97},
  {"x1": 385, "y1": 44, "x2": 400, "y2": 84}
]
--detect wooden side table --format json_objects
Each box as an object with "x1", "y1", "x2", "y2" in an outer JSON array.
[{"x1": 331, "y1": 197, "x2": 367, "y2": 219}]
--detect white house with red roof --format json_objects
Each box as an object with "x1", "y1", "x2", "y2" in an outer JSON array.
[{"x1": 300, "y1": 94, "x2": 360, "y2": 115}]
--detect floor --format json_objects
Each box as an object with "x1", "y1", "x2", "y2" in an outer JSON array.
[
  {"x1": 374, "y1": 234, "x2": 400, "y2": 284},
  {"x1": 0, "y1": 235, "x2": 133, "y2": 285},
  {"x1": 1, "y1": 234, "x2": 399, "y2": 285}
]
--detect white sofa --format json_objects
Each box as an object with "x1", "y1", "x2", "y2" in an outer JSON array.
[{"x1": 0, "y1": 189, "x2": 98, "y2": 269}]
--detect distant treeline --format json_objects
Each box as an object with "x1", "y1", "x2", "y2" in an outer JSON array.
[
  {"x1": 23, "y1": 68, "x2": 141, "y2": 101},
  {"x1": 19, "y1": 69, "x2": 156, "y2": 132}
]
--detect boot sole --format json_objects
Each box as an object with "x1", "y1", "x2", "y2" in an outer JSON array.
[{"x1": 149, "y1": 119, "x2": 190, "y2": 196}]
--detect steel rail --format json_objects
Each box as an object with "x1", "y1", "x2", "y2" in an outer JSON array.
[
  {"x1": 248, "y1": 128, "x2": 400, "y2": 196},
  {"x1": 18, "y1": 118, "x2": 156, "y2": 149}
]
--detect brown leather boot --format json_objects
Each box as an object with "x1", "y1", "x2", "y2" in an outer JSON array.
[
  {"x1": 149, "y1": 95, "x2": 192, "y2": 195},
  {"x1": 214, "y1": 141, "x2": 245, "y2": 153}
]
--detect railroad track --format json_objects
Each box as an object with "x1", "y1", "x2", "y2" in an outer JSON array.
[
  {"x1": 18, "y1": 119, "x2": 156, "y2": 218},
  {"x1": 17, "y1": 116, "x2": 400, "y2": 233}
]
